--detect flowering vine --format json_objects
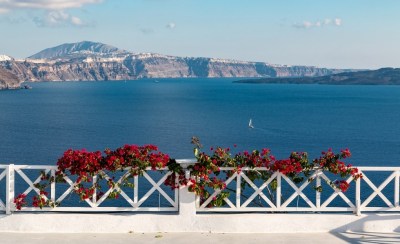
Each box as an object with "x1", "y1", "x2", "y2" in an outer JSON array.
[
  {"x1": 14, "y1": 144, "x2": 171, "y2": 209},
  {"x1": 13, "y1": 139, "x2": 362, "y2": 210},
  {"x1": 181, "y1": 137, "x2": 363, "y2": 207}
]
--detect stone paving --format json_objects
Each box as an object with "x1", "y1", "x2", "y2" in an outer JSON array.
[{"x1": 0, "y1": 232, "x2": 399, "y2": 244}]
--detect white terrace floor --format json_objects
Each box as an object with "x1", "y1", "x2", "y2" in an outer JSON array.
[{"x1": 1, "y1": 232, "x2": 400, "y2": 244}]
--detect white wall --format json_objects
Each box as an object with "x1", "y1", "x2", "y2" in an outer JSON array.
[{"x1": 0, "y1": 187, "x2": 399, "y2": 233}]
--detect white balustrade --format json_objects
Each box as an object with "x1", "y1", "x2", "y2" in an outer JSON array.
[
  {"x1": 196, "y1": 167, "x2": 400, "y2": 215},
  {"x1": 1, "y1": 162, "x2": 400, "y2": 215},
  {"x1": 0, "y1": 164, "x2": 180, "y2": 213}
]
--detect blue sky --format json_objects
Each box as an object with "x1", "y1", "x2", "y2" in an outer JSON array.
[{"x1": 1, "y1": 0, "x2": 399, "y2": 69}]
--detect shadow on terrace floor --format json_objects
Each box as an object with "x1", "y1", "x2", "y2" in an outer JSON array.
[{"x1": 331, "y1": 213, "x2": 400, "y2": 243}]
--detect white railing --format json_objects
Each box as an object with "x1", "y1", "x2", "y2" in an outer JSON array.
[
  {"x1": 1, "y1": 162, "x2": 400, "y2": 215},
  {"x1": 0, "y1": 164, "x2": 180, "y2": 213},
  {"x1": 196, "y1": 167, "x2": 400, "y2": 214},
  {"x1": 357, "y1": 167, "x2": 400, "y2": 213}
]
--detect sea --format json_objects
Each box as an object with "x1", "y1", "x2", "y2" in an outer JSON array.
[
  {"x1": 1, "y1": 78, "x2": 400, "y2": 167},
  {"x1": 1, "y1": 78, "x2": 400, "y2": 208}
]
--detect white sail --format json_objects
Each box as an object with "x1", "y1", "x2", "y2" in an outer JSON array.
[{"x1": 249, "y1": 119, "x2": 254, "y2": 128}]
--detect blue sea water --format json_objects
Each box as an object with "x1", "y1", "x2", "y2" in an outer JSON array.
[{"x1": 1, "y1": 78, "x2": 400, "y2": 167}]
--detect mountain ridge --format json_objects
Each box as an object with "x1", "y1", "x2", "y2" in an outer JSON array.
[
  {"x1": 0, "y1": 41, "x2": 356, "y2": 88},
  {"x1": 28, "y1": 41, "x2": 128, "y2": 60}
]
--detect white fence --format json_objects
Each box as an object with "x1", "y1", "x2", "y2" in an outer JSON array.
[
  {"x1": 0, "y1": 162, "x2": 399, "y2": 215},
  {"x1": 196, "y1": 167, "x2": 400, "y2": 215},
  {"x1": 0, "y1": 164, "x2": 180, "y2": 214}
]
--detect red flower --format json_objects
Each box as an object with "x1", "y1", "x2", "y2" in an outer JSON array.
[
  {"x1": 14, "y1": 194, "x2": 27, "y2": 210},
  {"x1": 334, "y1": 180, "x2": 350, "y2": 192},
  {"x1": 341, "y1": 148, "x2": 351, "y2": 158}
]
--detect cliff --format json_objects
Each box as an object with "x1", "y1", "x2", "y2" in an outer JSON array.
[
  {"x1": 4, "y1": 56, "x2": 348, "y2": 82},
  {"x1": 0, "y1": 66, "x2": 21, "y2": 89},
  {"x1": 1, "y1": 41, "x2": 351, "y2": 83},
  {"x1": 234, "y1": 68, "x2": 400, "y2": 85}
]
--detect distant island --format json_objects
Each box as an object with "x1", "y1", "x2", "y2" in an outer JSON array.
[
  {"x1": 2, "y1": 41, "x2": 399, "y2": 89},
  {"x1": 234, "y1": 68, "x2": 400, "y2": 85},
  {"x1": 0, "y1": 41, "x2": 351, "y2": 90}
]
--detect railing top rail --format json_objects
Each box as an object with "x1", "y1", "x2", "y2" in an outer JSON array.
[
  {"x1": 13, "y1": 165, "x2": 58, "y2": 170},
  {"x1": 1, "y1": 165, "x2": 173, "y2": 171},
  {"x1": 194, "y1": 166, "x2": 400, "y2": 171},
  {"x1": 0, "y1": 161, "x2": 400, "y2": 171},
  {"x1": 357, "y1": 167, "x2": 400, "y2": 171}
]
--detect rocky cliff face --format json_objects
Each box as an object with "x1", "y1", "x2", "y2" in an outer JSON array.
[
  {"x1": 0, "y1": 66, "x2": 21, "y2": 89},
  {"x1": 4, "y1": 56, "x2": 347, "y2": 82},
  {"x1": 272, "y1": 65, "x2": 334, "y2": 77},
  {"x1": 235, "y1": 68, "x2": 400, "y2": 85},
  {"x1": 1, "y1": 41, "x2": 350, "y2": 83}
]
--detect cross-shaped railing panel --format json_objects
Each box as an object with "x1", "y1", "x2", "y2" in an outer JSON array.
[
  {"x1": 357, "y1": 168, "x2": 400, "y2": 212},
  {"x1": 6, "y1": 165, "x2": 178, "y2": 212},
  {"x1": 196, "y1": 167, "x2": 357, "y2": 212}
]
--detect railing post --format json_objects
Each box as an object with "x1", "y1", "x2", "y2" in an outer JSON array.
[
  {"x1": 276, "y1": 172, "x2": 281, "y2": 209},
  {"x1": 355, "y1": 176, "x2": 361, "y2": 216},
  {"x1": 6, "y1": 164, "x2": 15, "y2": 215},
  {"x1": 316, "y1": 171, "x2": 321, "y2": 209},
  {"x1": 174, "y1": 172, "x2": 179, "y2": 208},
  {"x1": 92, "y1": 175, "x2": 97, "y2": 205},
  {"x1": 134, "y1": 175, "x2": 139, "y2": 208},
  {"x1": 178, "y1": 166, "x2": 196, "y2": 223},
  {"x1": 51, "y1": 169, "x2": 56, "y2": 203},
  {"x1": 236, "y1": 172, "x2": 241, "y2": 208},
  {"x1": 395, "y1": 170, "x2": 399, "y2": 208}
]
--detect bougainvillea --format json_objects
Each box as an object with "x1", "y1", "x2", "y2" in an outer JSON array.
[
  {"x1": 14, "y1": 144, "x2": 171, "y2": 209},
  {"x1": 180, "y1": 138, "x2": 363, "y2": 207},
  {"x1": 13, "y1": 194, "x2": 27, "y2": 210},
  {"x1": 57, "y1": 149, "x2": 103, "y2": 178},
  {"x1": 13, "y1": 140, "x2": 362, "y2": 210}
]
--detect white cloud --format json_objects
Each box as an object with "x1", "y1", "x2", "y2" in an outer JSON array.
[
  {"x1": 0, "y1": 0, "x2": 100, "y2": 27},
  {"x1": 293, "y1": 18, "x2": 343, "y2": 29},
  {"x1": 293, "y1": 21, "x2": 313, "y2": 29},
  {"x1": 70, "y1": 16, "x2": 82, "y2": 25},
  {"x1": 33, "y1": 10, "x2": 86, "y2": 27},
  {"x1": 0, "y1": 0, "x2": 102, "y2": 11},
  {"x1": 166, "y1": 22, "x2": 176, "y2": 29},
  {"x1": 334, "y1": 18, "x2": 342, "y2": 26}
]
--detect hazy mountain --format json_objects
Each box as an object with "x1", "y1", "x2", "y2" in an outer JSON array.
[
  {"x1": 28, "y1": 41, "x2": 128, "y2": 60},
  {"x1": 234, "y1": 68, "x2": 400, "y2": 85}
]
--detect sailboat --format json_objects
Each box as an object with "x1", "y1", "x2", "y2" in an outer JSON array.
[{"x1": 248, "y1": 118, "x2": 254, "y2": 129}]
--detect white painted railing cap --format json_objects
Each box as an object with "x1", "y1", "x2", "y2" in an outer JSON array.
[{"x1": 175, "y1": 159, "x2": 196, "y2": 167}]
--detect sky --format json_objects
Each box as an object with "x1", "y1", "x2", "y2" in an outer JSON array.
[{"x1": 0, "y1": 0, "x2": 400, "y2": 69}]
